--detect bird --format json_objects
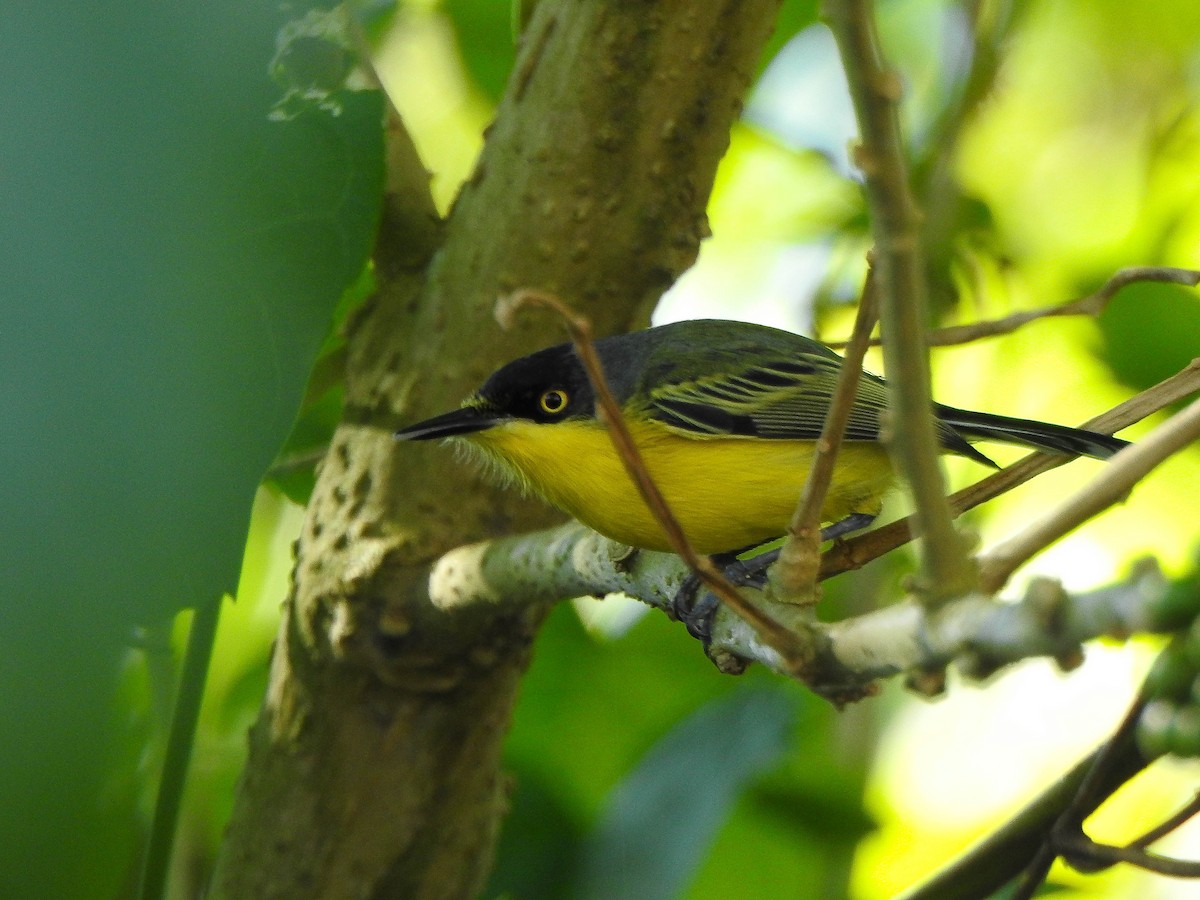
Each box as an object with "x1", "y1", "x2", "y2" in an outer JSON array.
[{"x1": 395, "y1": 318, "x2": 1128, "y2": 557}]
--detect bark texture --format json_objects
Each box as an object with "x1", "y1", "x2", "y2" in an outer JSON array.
[{"x1": 212, "y1": 2, "x2": 782, "y2": 897}]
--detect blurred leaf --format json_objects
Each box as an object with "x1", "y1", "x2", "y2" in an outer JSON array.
[
  {"x1": 266, "y1": 386, "x2": 344, "y2": 504},
  {"x1": 1097, "y1": 281, "x2": 1200, "y2": 394},
  {"x1": 573, "y1": 686, "x2": 798, "y2": 900},
  {"x1": 266, "y1": 262, "x2": 376, "y2": 504},
  {"x1": 0, "y1": 0, "x2": 383, "y2": 895},
  {"x1": 758, "y1": 0, "x2": 821, "y2": 75},
  {"x1": 358, "y1": 0, "x2": 401, "y2": 39},
  {"x1": 444, "y1": 0, "x2": 518, "y2": 103},
  {"x1": 748, "y1": 778, "x2": 875, "y2": 843},
  {"x1": 499, "y1": 606, "x2": 732, "y2": 897},
  {"x1": 504, "y1": 603, "x2": 741, "y2": 813},
  {"x1": 484, "y1": 765, "x2": 585, "y2": 900}
]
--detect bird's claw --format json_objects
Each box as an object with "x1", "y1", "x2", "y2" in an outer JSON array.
[
  {"x1": 670, "y1": 549, "x2": 777, "y2": 642},
  {"x1": 670, "y1": 513, "x2": 877, "y2": 643}
]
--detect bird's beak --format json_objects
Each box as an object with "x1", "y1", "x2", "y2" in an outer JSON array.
[{"x1": 394, "y1": 404, "x2": 504, "y2": 441}]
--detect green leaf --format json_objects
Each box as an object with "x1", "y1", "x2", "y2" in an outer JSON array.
[
  {"x1": 484, "y1": 765, "x2": 585, "y2": 899},
  {"x1": 1097, "y1": 281, "x2": 1200, "y2": 394},
  {"x1": 0, "y1": 1, "x2": 383, "y2": 895},
  {"x1": 266, "y1": 263, "x2": 376, "y2": 504},
  {"x1": 747, "y1": 779, "x2": 874, "y2": 844},
  {"x1": 444, "y1": 0, "x2": 519, "y2": 103},
  {"x1": 573, "y1": 686, "x2": 797, "y2": 900}
]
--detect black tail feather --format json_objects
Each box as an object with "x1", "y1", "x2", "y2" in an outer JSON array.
[{"x1": 936, "y1": 404, "x2": 1129, "y2": 461}]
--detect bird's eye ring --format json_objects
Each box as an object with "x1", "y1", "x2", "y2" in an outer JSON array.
[{"x1": 539, "y1": 389, "x2": 569, "y2": 415}]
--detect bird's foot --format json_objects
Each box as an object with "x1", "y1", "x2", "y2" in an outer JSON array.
[
  {"x1": 819, "y1": 512, "x2": 877, "y2": 542},
  {"x1": 670, "y1": 513, "x2": 878, "y2": 642},
  {"x1": 670, "y1": 546, "x2": 779, "y2": 641}
]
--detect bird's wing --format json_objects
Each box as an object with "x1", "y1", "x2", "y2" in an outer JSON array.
[{"x1": 643, "y1": 354, "x2": 891, "y2": 441}]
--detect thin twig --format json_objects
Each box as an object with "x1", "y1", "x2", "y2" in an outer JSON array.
[
  {"x1": 978, "y1": 395, "x2": 1200, "y2": 593},
  {"x1": 899, "y1": 705, "x2": 1151, "y2": 900},
  {"x1": 1009, "y1": 688, "x2": 1151, "y2": 900},
  {"x1": 1129, "y1": 791, "x2": 1200, "y2": 851},
  {"x1": 496, "y1": 290, "x2": 809, "y2": 671},
  {"x1": 1057, "y1": 836, "x2": 1200, "y2": 878},
  {"x1": 266, "y1": 447, "x2": 329, "y2": 479},
  {"x1": 768, "y1": 270, "x2": 879, "y2": 603},
  {"x1": 927, "y1": 266, "x2": 1200, "y2": 347},
  {"x1": 828, "y1": 266, "x2": 1200, "y2": 350},
  {"x1": 825, "y1": 0, "x2": 975, "y2": 605},
  {"x1": 429, "y1": 522, "x2": 1172, "y2": 692},
  {"x1": 819, "y1": 359, "x2": 1200, "y2": 580},
  {"x1": 138, "y1": 598, "x2": 222, "y2": 900}
]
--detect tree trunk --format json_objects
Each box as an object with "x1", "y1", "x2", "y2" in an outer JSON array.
[{"x1": 211, "y1": 2, "x2": 782, "y2": 896}]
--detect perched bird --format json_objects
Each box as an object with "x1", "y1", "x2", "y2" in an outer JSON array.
[{"x1": 395, "y1": 319, "x2": 1127, "y2": 556}]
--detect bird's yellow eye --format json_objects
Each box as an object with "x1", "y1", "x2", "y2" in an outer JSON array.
[{"x1": 539, "y1": 389, "x2": 569, "y2": 415}]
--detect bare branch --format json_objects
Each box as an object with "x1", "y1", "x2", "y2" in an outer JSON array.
[
  {"x1": 902, "y1": 688, "x2": 1152, "y2": 900},
  {"x1": 1009, "y1": 697, "x2": 1150, "y2": 898},
  {"x1": 768, "y1": 270, "x2": 879, "y2": 603},
  {"x1": 927, "y1": 266, "x2": 1200, "y2": 347},
  {"x1": 1129, "y1": 791, "x2": 1200, "y2": 851},
  {"x1": 426, "y1": 519, "x2": 1173, "y2": 702},
  {"x1": 819, "y1": 359, "x2": 1200, "y2": 580},
  {"x1": 828, "y1": 266, "x2": 1200, "y2": 350},
  {"x1": 1059, "y1": 838, "x2": 1200, "y2": 878},
  {"x1": 978, "y1": 396, "x2": 1200, "y2": 593},
  {"x1": 825, "y1": 0, "x2": 975, "y2": 604}
]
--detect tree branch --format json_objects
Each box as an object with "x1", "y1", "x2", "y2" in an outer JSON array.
[
  {"x1": 767, "y1": 269, "x2": 879, "y2": 604},
  {"x1": 827, "y1": 266, "x2": 1200, "y2": 350},
  {"x1": 1057, "y1": 836, "x2": 1200, "y2": 878},
  {"x1": 213, "y1": 3, "x2": 786, "y2": 897},
  {"x1": 820, "y1": 359, "x2": 1200, "y2": 580},
  {"x1": 978, "y1": 396, "x2": 1200, "y2": 592},
  {"x1": 927, "y1": 266, "x2": 1200, "y2": 347},
  {"x1": 825, "y1": 0, "x2": 975, "y2": 604},
  {"x1": 427, "y1": 520, "x2": 1173, "y2": 700},
  {"x1": 1009, "y1": 686, "x2": 1152, "y2": 899},
  {"x1": 1128, "y1": 791, "x2": 1200, "y2": 851},
  {"x1": 901, "y1": 690, "x2": 1151, "y2": 900}
]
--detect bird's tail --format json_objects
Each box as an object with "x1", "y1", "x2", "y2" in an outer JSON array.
[{"x1": 936, "y1": 404, "x2": 1129, "y2": 461}]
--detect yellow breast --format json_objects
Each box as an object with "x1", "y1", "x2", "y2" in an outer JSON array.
[{"x1": 467, "y1": 418, "x2": 894, "y2": 554}]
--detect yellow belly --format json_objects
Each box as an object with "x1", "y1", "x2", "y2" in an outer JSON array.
[{"x1": 467, "y1": 419, "x2": 894, "y2": 554}]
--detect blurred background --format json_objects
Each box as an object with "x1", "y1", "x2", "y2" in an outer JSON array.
[{"x1": 4, "y1": 0, "x2": 1200, "y2": 897}]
